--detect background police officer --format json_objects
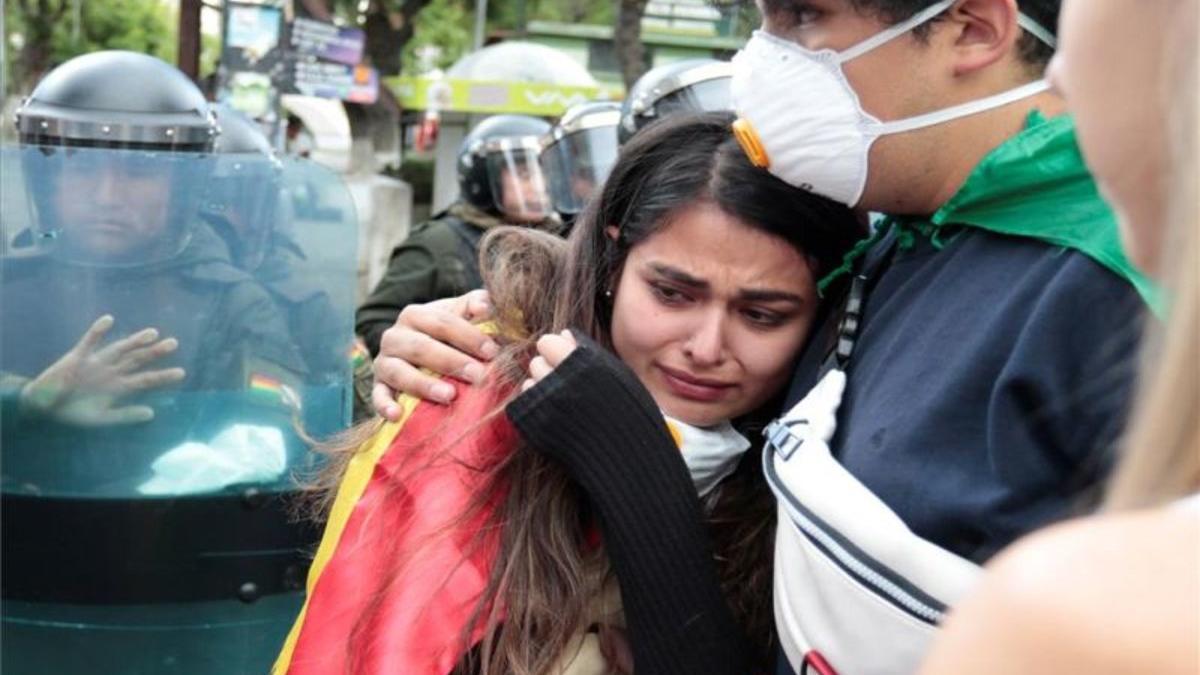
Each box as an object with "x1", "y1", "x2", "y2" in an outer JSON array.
[
  {"x1": 355, "y1": 113, "x2": 553, "y2": 357},
  {"x1": 539, "y1": 100, "x2": 621, "y2": 230},
  {"x1": 618, "y1": 58, "x2": 733, "y2": 144}
]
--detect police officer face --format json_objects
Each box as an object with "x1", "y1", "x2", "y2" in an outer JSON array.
[
  {"x1": 571, "y1": 172, "x2": 598, "y2": 204},
  {"x1": 56, "y1": 153, "x2": 173, "y2": 261},
  {"x1": 499, "y1": 164, "x2": 551, "y2": 224}
]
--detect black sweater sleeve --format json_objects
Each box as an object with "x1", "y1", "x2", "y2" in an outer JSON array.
[{"x1": 505, "y1": 340, "x2": 754, "y2": 675}]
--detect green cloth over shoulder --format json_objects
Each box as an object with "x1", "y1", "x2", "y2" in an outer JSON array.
[{"x1": 821, "y1": 110, "x2": 1162, "y2": 314}]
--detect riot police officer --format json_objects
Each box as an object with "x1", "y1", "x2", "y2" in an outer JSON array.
[
  {"x1": 1, "y1": 51, "x2": 326, "y2": 675},
  {"x1": 4, "y1": 51, "x2": 308, "y2": 483},
  {"x1": 355, "y1": 113, "x2": 554, "y2": 357},
  {"x1": 539, "y1": 100, "x2": 620, "y2": 229},
  {"x1": 205, "y1": 104, "x2": 350, "y2": 384},
  {"x1": 618, "y1": 58, "x2": 733, "y2": 144}
]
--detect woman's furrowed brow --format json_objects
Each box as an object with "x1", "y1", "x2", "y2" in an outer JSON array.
[
  {"x1": 738, "y1": 288, "x2": 807, "y2": 305},
  {"x1": 647, "y1": 263, "x2": 808, "y2": 305},
  {"x1": 648, "y1": 263, "x2": 709, "y2": 289}
]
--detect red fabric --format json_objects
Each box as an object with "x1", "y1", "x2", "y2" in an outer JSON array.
[{"x1": 287, "y1": 381, "x2": 517, "y2": 674}]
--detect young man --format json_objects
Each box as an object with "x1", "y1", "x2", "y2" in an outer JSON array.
[{"x1": 368, "y1": 2, "x2": 1152, "y2": 673}]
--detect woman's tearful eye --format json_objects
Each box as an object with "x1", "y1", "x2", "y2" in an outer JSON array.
[
  {"x1": 650, "y1": 283, "x2": 692, "y2": 306},
  {"x1": 741, "y1": 307, "x2": 787, "y2": 328}
]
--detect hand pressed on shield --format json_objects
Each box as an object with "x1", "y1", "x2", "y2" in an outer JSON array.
[
  {"x1": 18, "y1": 314, "x2": 186, "y2": 427},
  {"x1": 371, "y1": 289, "x2": 500, "y2": 419}
]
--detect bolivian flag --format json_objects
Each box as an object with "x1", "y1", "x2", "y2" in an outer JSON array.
[{"x1": 274, "y1": 378, "x2": 517, "y2": 674}]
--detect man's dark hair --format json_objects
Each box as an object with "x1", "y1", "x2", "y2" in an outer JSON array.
[{"x1": 848, "y1": 0, "x2": 1058, "y2": 68}]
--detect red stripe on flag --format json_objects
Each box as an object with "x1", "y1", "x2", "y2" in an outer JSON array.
[{"x1": 286, "y1": 381, "x2": 516, "y2": 674}]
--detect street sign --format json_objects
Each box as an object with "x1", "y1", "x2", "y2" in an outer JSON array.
[
  {"x1": 293, "y1": 62, "x2": 379, "y2": 105},
  {"x1": 289, "y1": 17, "x2": 365, "y2": 67}
]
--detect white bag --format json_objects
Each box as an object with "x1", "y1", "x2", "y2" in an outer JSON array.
[{"x1": 765, "y1": 372, "x2": 981, "y2": 675}]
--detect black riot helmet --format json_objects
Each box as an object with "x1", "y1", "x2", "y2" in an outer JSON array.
[
  {"x1": 15, "y1": 50, "x2": 217, "y2": 152},
  {"x1": 457, "y1": 114, "x2": 553, "y2": 223},
  {"x1": 205, "y1": 104, "x2": 282, "y2": 271},
  {"x1": 539, "y1": 101, "x2": 620, "y2": 221},
  {"x1": 12, "y1": 51, "x2": 218, "y2": 266},
  {"x1": 618, "y1": 59, "x2": 733, "y2": 145}
]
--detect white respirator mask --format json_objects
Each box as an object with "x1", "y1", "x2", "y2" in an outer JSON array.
[
  {"x1": 664, "y1": 415, "x2": 751, "y2": 498},
  {"x1": 730, "y1": 0, "x2": 1057, "y2": 206}
]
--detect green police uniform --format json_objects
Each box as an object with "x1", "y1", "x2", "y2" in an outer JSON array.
[{"x1": 355, "y1": 203, "x2": 509, "y2": 357}]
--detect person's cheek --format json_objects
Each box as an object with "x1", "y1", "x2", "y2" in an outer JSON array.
[{"x1": 745, "y1": 329, "x2": 806, "y2": 392}]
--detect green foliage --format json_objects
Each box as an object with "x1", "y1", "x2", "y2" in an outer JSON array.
[
  {"x1": 489, "y1": 0, "x2": 616, "y2": 29},
  {"x1": 58, "y1": 0, "x2": 176, "y2": 63},
  {"x1": 299, "y1": 0, "x2": 617, "y2": 79},
  {"x1": 401, "y1": 0, "x2": 472, "y2": 74},
  {"x1": 4, "y1": 0, "x2": 177, "y2": 96}
]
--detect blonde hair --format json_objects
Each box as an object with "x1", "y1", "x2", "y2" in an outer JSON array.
[{"x1": 1106, "y1": 0, "x2": 1200, "y2": 510}]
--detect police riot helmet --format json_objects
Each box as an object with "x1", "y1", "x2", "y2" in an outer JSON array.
[
  {"x1": 15, "y1": 50, "x2": 217, "y2": 151},
  {"x1": 618, "y1": 59, "x2": 733, "y2": 145},
  {"x1": 12, "y1": 51, "x2": 218, "y2": 266},
  {"x1": 457, "y1": 114, "x2": 553, "y2": 223},
  {"x1": 205, "y1": 104, "x2": 282, "y2": 271},
  {"x1": 539, "y1": 101, "x2": 620, "y2": 220}
]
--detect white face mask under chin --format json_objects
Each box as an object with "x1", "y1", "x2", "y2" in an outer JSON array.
[
  {"x1": 731, "y1": 0, "x2": 1056, "y2": 207},
  {"x1": 663, "y1": 415, "x2": 751, "y2": 498}
]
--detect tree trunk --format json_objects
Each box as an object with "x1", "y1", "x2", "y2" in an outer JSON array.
[
  {"x1": 363, "y1": 8, "x2": 402, "y2": 76},
  {"x1": 177, "y1": 0, "x2": 202, "y2": 81},
  {"x1": 295, "y1": 0, "x2": 333, "y2": 21},
  {"x1": 361, "y1": 0, "x2": 428, "y2": 76},
  {"x1": 614, "y1": 0, "x2": 650, "y2": 90}
]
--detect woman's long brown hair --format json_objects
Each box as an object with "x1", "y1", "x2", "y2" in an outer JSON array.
[{"x1": 307, "y1": 112, "x2": 865, "y2": 674}]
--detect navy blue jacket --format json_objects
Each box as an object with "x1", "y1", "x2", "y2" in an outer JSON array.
[{"x1": 792, "y1": 226, "x2": 1144, "y2": 563}]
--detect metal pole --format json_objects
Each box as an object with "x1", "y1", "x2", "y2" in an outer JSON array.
[{"x1": 472, "y1": 0, "x2": 488, "y2": 50}]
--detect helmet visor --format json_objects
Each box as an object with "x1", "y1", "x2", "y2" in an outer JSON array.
[
  {"x1": 540, "y1": 125, "x2": 619, "y2": 216},
  {"x1": 654, "y1": 76, "x2": 733, "y2": 119},
  {"x1": 11, "y1": 145, "x2": 211, "y2": 267},
  {"x1": 202, "y1": 153, "x2": 282, "y2": 270},
  {"x1": 484, "y1": 138, "x2": 552, "y2": 223}
]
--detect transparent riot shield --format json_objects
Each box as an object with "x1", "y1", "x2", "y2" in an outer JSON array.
[{"x1": 0, "y1": 145, "x2": 358, "y2": 674}]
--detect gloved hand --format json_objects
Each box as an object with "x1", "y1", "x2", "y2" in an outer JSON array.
[{"x1": 18, "y1": 315, "x2": 185, "y2": 427}]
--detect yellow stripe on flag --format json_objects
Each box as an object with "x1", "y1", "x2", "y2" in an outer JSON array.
[
  {"x1": 275, "y1": 323, "x2": 498, "y2": 673},
  {"x1": 273, "y1": 394, "x2": 421, "y2": 674},
  {"x1": 665, "y1": 420, "x2": 684, "y2": 449}
]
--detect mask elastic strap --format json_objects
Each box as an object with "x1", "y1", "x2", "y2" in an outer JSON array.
[
  {"x1": 837, "y1": 0, "x2": 955, "y2": 63},
  {"x1": 872, "y1": 79, "x2": 1051, "y2": 136},
  {"x1": 837, "y1": 2, "x2": 1056, "y2": 65},
  {"x1": 1017, "y1": 13, "x2": 1057, "y2": 49}
]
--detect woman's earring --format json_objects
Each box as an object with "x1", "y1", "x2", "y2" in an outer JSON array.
[{"x1": 604, "y1": 289, "x2": 614, "y2": 299}]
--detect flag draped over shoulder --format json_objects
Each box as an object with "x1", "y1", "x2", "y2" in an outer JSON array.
[{"x1": 274, "y1": 379, "x2": 517, "y2": 674}]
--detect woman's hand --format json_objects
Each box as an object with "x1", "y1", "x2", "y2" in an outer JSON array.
[
  {"x1": 372, "y1": 290, "x2": 498, "y2": 418},
  {"x1": 522, "y1": 330, "x2": 579, "y2": 392},
  {"x1": 18, "y1": 315, "x2": 185, "y2": 427}
]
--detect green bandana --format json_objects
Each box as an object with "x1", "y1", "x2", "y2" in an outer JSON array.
[{"x1": 821, "y1": 111, "x2": 1162, "y2": 314}]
